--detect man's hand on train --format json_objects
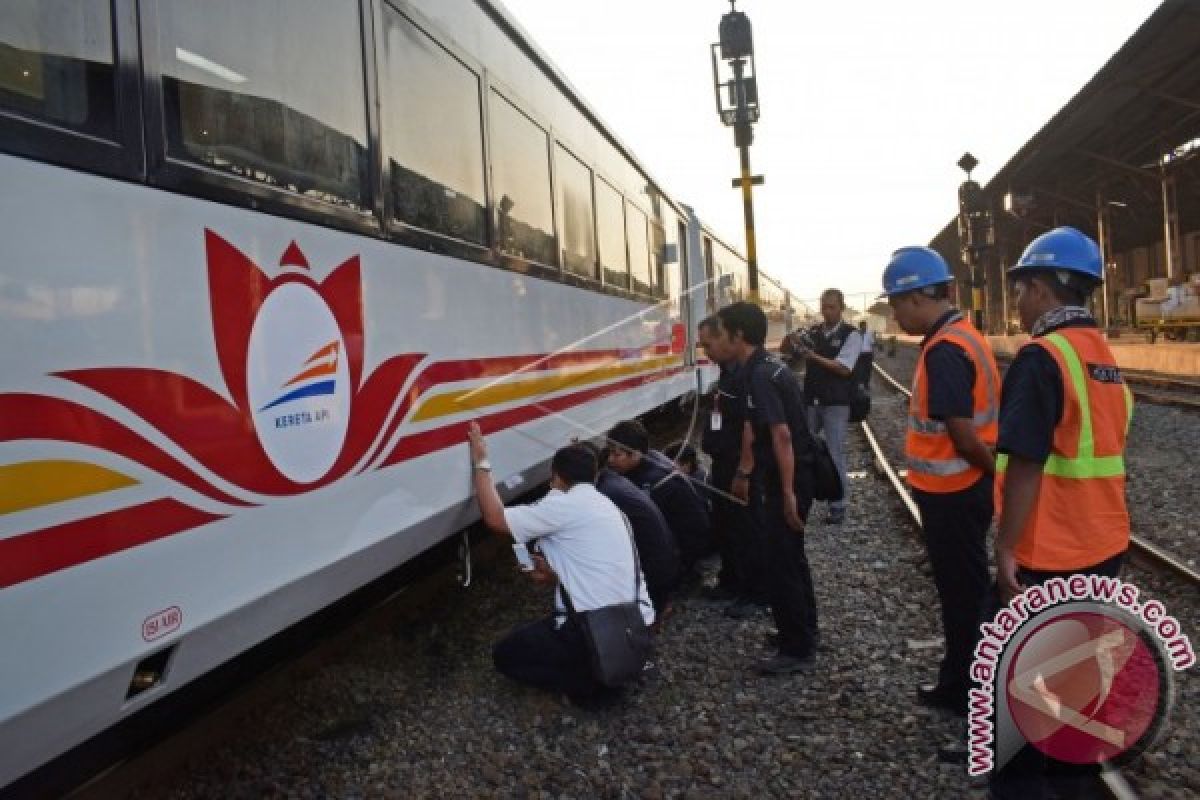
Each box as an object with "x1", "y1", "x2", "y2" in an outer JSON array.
[{"x1": 467, "y1": 420, "x2": 488, "y2": 464}]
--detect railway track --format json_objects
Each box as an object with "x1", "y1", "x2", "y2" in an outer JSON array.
[
  {"x1": 871, "y1": 356, "x2": 1200, "y2": 587},
  {"x1": 861, "y1": 359, "x2": 1200, "y2": 800}
]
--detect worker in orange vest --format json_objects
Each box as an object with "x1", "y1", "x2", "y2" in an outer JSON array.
[
  {"x1": 992, "y1": 226, "x2": 1133, "y2": 798},
  {"x1": 994, "y1": 227, "x2": 1132, "y2": 597},
  {"x1": 881, "y1": 246, "x2": 1000, "y2": 718}
]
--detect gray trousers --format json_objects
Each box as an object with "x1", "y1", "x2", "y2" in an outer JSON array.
[{"x1": 806, "y1": 404, "x2": 850, "y2": 512}]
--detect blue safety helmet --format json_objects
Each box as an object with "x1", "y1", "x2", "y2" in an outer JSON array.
[
  {"x1": 880, "y1": 246, "x2": 953, "y2": 298},
  {"x1": 1009, "y1": 226, "x2": 1103, "y2": 283}
]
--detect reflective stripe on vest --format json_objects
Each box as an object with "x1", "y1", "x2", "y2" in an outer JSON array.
[
  {"x1": 994, "y1": 328, "x2": 1134, "y2": 571},
  {"x1": 909, "y1": 455, "x2": 970, "y2": 476},
  {"x1": 907, "y1": 324, "x2": 998, "y2": 434},
  {"x1": 905, "y1": 316, "x2": 1000, "y2": 493},
  {"x1": 995, "y1": 332, "x2": 1133, "y2": 480}
]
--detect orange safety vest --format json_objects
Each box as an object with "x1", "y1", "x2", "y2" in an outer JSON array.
[
  {"x1": 906, "y1": 315, "x2": 1000, "y2": 493},
  {"x1": 995, "y1": 327, "x2": 1134, "y2": 571}
]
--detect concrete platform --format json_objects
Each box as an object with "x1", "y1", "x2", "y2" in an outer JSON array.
[{"x1": 893, "y1": 334, "x2": 1200, "y2": 380}]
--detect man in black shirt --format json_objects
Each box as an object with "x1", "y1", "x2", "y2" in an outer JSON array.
[
  {"x1": 605, "y1": 420, "x2": 713, "y2": 572},
  {"x1": 715, "y1": 301, "x2": 819, "y2": 675},
  {"x1": 581, "y1": 443, "x2": 681, "y2": 616},
  {"x1": 698, "y1": 315, "x2": 768, "y2": 618}
]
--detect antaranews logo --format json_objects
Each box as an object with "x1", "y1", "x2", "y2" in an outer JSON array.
[{"x1": 967, "y1": 575, "x2": 1194, "y2": 777}]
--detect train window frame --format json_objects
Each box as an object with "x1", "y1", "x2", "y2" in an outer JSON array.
[
  {"x1": 379, "y1": 3, "x2": 489, "y2": 250},
  {"x1": 595, "y1": 174, "x2": 629, "y2": 291},
  {"x1": 486, "y1": 83, "x2": 559, "y2": 272},
  {"x1": 553, "y1": 139, "x2": 598, "y2": 280},
  {"x1": 625, "y1": 199, "x2": 652, "y2": 296},
  {"x1": 0, "y1": 0, "x2": 143, "y2": 180},
  {"x1": 138, "y1": 0, "x2": 381, "y2": 238}
]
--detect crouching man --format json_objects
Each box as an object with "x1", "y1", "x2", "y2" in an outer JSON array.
[{"x1": 467, "y1": 422, "x2": 654, "y2": 706}]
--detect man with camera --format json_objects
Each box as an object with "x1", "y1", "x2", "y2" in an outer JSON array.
[
  {"x1": 468, "y1": 423, "x2": 653, "y2": 707},
  {"x1": 789, "y1": 289, "x2": 862, "y2": 524}
]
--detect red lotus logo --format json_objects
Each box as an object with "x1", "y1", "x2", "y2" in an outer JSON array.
[{"x1": 27, "y1": 230, "x2": 427, "y2": 501}]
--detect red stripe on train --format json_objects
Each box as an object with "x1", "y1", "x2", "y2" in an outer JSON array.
[
  {"x1": 2, "y1": 367, "x2": 683, "y2": 588},
  {"x1": 0, "y1": 499, "x2": 226, "y2": 590}
]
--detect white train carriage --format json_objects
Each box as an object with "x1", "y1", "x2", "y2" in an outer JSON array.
[{"x1": 0, "y1": 0, "x2": 788, "y2": 787}]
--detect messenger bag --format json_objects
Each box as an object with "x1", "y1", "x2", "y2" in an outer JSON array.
[{"x1": 557, "y1": 515, "x2": 653, "y2": 688}]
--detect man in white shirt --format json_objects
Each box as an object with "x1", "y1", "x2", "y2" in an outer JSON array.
[{"x1": 467, "y1": 422, "x2": 653, "y2": 706}]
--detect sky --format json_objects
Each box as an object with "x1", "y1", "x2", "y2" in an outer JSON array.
[{"x1": 500, "y1": 0, "x2": 1162, "y2": 311}]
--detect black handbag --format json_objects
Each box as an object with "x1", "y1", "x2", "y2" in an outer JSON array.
[
  {"x1": 848, "y1": 382, "x2": 871, "y2": 424},
  {"x1": 557, "y1": 516, "x2": 654, "y2": 688},
  {"x1": 810, "y1": 434, "x2": 845, "y2": 502}
]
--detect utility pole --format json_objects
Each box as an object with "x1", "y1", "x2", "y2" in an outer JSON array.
[{"x1": 712, "y1": 1, "x2": 763, "y2": 301}]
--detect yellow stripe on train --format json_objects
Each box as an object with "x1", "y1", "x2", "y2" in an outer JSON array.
[
  {"x1": 0, "y1": 460, "x2": 138, "y2": 515},
  {"x1": 410, "y1": 355, "x2": 683, "y2": 422}
]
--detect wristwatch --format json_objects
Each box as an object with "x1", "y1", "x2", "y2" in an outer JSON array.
[
  {"x1": 473, "y1": 459, "x2": 492, "y2": 472},
  {"x1": 734, "y1": 467, "x2": 752, "y2": 480}
]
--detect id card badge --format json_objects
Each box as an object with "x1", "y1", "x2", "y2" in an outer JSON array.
[{"x1": 710, "y1": 411, "x2": 723, "y2": 431}]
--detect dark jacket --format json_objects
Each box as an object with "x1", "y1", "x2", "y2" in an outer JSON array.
[
  {"x1": 743, "y1": 348, "x2": 817, "y2": 499},
  {"x1": 595, "y1": 468, "x2": 680, "y2": 611},
  {"x1": 624, "y1": 450, "x2": 713, "y2": 566},
  {"x1": 701, "y1": 362, "x2": 746, "y2": 467}
]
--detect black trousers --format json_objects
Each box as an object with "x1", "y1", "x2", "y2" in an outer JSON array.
[
  {"x1": 492, "y1": 616, "x2": 598, "y2": 699},
  {"x1": 761, "y1": 490, "x2": 818, "y2": 656},
  {"x1": 711, "y1": 460, "x2": 769, "y2": 602},
  {"x1": 912, "y1": 476, "x2": 992, "y2": 699},
  {"x1": 989, "y1": 553, "x2": 1126, "y2": 800}
]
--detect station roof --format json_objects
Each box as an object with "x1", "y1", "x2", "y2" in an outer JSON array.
[{"x1": 931, "y1": 0, "x2": 1200, "y2": 265}]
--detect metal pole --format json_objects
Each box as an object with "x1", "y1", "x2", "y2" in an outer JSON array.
[
  {"x1": 1161, "y1": 164, "x2": 1176, "y2": 282},
  {"x1": 999, "y1": 244, "x2": 1010, "y2": 335},
  {"x1": 731, "y1": 57, "x2": 759, "y2": 299},
  {"x1": 1096, "y1": 193, "x2": 1112, "y2": 332}
]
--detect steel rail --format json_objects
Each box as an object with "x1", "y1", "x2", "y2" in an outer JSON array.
[{"x1": 871, "y1": 360, "x2": 1200, "y2": 589}]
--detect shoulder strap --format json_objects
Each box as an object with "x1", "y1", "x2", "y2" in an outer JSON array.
[{"x1": 557, "y1": 511, "x2": 645, "y2": 614}]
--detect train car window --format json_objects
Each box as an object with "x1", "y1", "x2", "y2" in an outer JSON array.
[
  {"x1": 596, "y1": 177, "x2": 628, "y2": 288},
  {"x1": 626, "y1": 202, "x2": 652, "y2": 295},
  {"x1": 0, "y1": 0, "x2": 115, "y2": 138},
  {"x1": 555, "y1": 143, "x2": 597, "y2": 278},
  {"x1": 382, "y1": 10, "x2": 486, "y2": 245},
  {"x1": 650, "y1": 220, "x2": 666, "y2": 296},
  {"x1": 703, "y1": 236, "x2": 715, "y2": 312},
  {"x1": 156, "y1": 0, "x2": 370, "y2": 211},
  {"x1": 489, "y1": 90, "x2": 556, "y2": 266}
]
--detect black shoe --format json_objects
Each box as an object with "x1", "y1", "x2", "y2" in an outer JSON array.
[
  {"x1": 755, "y1": 651, "x2": 815, "y2": 675},
  {"x1": 825, "y1": 508, "x2": 845, "y2": 524},
  {"x1": 700, "y1": 584, "x2": 739, "y2": 603},
  {"x1": 765, "y1": 632, "x2": 820, "y2": 651},
  {"x1": 916, "y1": 683, "x2": 967, "y2": 716},
  {"x1": 566, "y1": 686, "x2": 624, "y2": 711},
  {"x1": 937, "y1": 742, "x2": 968, "y2": 764},
  {"x1": 724, "y1": 598, "x2": 763, "y2": 619}
]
